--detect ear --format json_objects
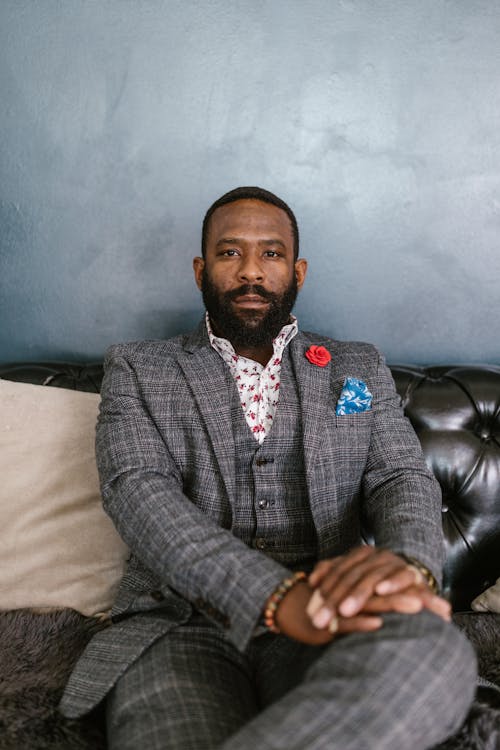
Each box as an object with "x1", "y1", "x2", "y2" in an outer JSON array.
[
  {"x1": 294, "y1": 258, "x2": 308, "y2": 290},
  {"x1": 193, "y1": 257, "x2": 204, "y2": 290}
]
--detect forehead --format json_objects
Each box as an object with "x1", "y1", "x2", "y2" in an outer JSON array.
[{"x1": 206, "y1": 199, "x2": 294, "y2": 247}]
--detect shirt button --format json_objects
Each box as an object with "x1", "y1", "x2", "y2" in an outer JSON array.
[
  {"x1": 258, "y1": 499, "x2": 269, "y2": 510},
  {"x1": 254, "y1": 537, "x2": 267, "y2": 550}
]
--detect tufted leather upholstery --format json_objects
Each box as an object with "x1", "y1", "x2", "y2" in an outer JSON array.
[
  {"x1": 0, "y1": 362, "x2": 104, "y2": 392},
  {"x1": 390, "y1": 365, "x2": 500, "y2": 612},
  {"x1": 1, "y1": 361, "x2": 499, "y2": 613}
]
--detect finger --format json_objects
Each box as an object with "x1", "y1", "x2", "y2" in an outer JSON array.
[
  {"x1": 311, "y1": 608, "x2": 383, "y2": 635},
  {"x1": 311, "y1": 603, "x2": 336, "y2": 629},
  {"x1": 309, "y1": 549, "x2": 383, "y2": 626},
  {"x1": 308, "y1": 546, "x2": 373, "y2": 588},
  {"x1": 308, "y1": 581, "x2": 429, "y2": 621},
  {"x1": 362, "y1": 592, "x2": 424, "y2": 615},
  {"x1": 318, "y1": 553, "x2": 408, "y2": 617},
  {"x1": 363, "y1": 587, "x2": 452, "y2": 621},
  {"x1": 375, "y1": 565, "x2": 424, "y2": 595},
  {"x1": 327, "y1": 613, "x2": 339, "y2": 634},
  {"x1": 309, "y1": 564, "x2": 397, "y2": 628},
  {"x1": 306, "y1": 588, "x2": 325, "y2": 619},
  {"x1": 308, "y1": 558, "x2": 342, "y2": 588},
  {"x1": 373, "y1": 566, "x2": 452, "y2": 622},
  {"x1": 414, "y1": 590, "x2": 452, "y2": 621},
  {"x1": 336, "y1": 614, "x2": 384, "y2": 634},
  {"x1": 313, "y1": 546, "x2": 381, "y2": 599},
  {"x1": 336, "y1": 559, "x2": 408, "y2": 617}
]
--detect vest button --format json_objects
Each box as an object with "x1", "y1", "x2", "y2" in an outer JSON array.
[
  {"x1": 258, "y1": 499, "x2": 269, "y2": 509},
  {"x1": 254, "y1": 537, "x2": 267, "y2": 550},
  {"x1": 256, "y1": 457, "x2": 274, "y2": 467}
]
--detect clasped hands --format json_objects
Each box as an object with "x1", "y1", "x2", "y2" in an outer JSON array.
[{"x1": 273, "y1": 546, "x2": 451, "y2": 645}]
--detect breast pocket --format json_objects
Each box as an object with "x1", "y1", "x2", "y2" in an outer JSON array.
[
  {"x1": 318, "y1": 410, "x2": 373, "y2": 468},
  {"x1": 334, "y1": 411, "x2": 374, "y2": 429}
]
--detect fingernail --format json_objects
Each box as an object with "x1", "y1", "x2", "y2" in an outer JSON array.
[
  {"x1": 375, "y1": 580, "x2": 392, "y2": 595},
  {"x1": 328, "y1": 616, "x2": 339, "y2": 634},
  {"x1": 339, "y1": 596, "x2": 358, "y2": 616},
  {"x1": 306, "y1": 589, "x2": 325, "y2": 618},
  {"x1": 312, "y1": 607, "x2": 334, "y2": 629}
]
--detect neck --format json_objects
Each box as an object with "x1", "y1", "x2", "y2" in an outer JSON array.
[
  {"x1": 208, "y1": 315, "x2": 276, "y2": 366},
  {"x1": 233, "y1": 343, "x2": 273, "y2": 367}
]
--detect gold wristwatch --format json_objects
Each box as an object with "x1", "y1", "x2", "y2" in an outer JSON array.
[{"x1": 400, "y1": 555, "x2": 439, "y2": 594}]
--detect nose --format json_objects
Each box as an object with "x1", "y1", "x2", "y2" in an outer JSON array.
[{"x1": 237, "y1": 253, "x2": 264, "y2": 283}]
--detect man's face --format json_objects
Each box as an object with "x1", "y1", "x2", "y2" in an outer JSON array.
[{"x1": 193, "y1": 199, "x2": 307, "y2": 348}]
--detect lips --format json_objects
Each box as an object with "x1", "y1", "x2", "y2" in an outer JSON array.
[{"x1": 233, "y1": 294, "x2": 270, "y2": 308}]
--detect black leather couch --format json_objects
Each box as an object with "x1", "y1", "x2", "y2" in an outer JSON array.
[
  {"x1": 1, "y1": 360, "x2": 500, "y2": 750},
  {"x1": 1, "y1": 360, "x2": 499, "y2": 612}
]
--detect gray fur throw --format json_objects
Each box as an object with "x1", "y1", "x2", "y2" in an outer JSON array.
[
  {"x1": 0, "y1": 608, "x2": 107, "y2": 750},
  {"x1": 434, "y1": 612, "x2": 500, "y2": 750},
  {"x1": 0, "y1": 609, "x2": 498, "y2": 749}
]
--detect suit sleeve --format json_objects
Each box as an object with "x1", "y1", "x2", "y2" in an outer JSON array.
[
  {"x1": 361, "y1": 351, "x2": 445, "y2": 587},
  {"x1": 96, "y1": 348, "x2": 290, "y2": 651}
]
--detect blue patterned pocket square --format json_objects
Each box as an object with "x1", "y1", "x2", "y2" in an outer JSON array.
[{"x1": 336, "y1": 377, "x2": 373, "y2": 415}]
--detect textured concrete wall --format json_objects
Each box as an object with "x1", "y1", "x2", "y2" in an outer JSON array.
[{"x1": 1, "y1": 0, "x2": 499, "y2": 363}]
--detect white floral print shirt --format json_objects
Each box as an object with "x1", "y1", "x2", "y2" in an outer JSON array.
[{"x1": 206, "y1": 313, "x2": 298, "y2": 443}]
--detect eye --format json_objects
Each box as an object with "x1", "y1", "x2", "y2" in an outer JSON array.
[
  {"x1": 264, "y1": 250, "x2": 281, "y2": 258},
  {"x1": 220, "y1": 248, "x2": 239, "y2": 257}
]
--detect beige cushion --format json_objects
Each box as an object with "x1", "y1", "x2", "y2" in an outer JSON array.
[
  {"x1": 0, "y1": 379, "x2": 128, "y2": 616},
  {"x1": 472, "y1": 577, "x2": 500, "y2": 613}
]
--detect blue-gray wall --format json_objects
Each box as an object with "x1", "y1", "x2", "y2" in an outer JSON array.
[{"x1": 1, "y1": 1, "x2": 499, "y2": 364}]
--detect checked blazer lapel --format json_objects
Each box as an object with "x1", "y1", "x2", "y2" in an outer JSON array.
[
  {"x1": 176, "y1": 324, "x2": 237, "y2": 504},
  {"x1": 289, "y1": 334, "x2": 340, "y2": 529},
  {"x1": 290, "y1": 333, "x2": 334, "y2": 470}
]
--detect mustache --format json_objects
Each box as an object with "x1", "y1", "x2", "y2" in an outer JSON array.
[{"x1": 225, "y1": 284, "x2": 276, "y2": 302}]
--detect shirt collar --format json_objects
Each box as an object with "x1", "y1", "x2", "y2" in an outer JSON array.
[{"x1": 205, "y1": 312, "x2": 298, "y2": 364}]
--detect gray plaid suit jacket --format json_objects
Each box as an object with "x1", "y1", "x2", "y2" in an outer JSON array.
[{"x1": 61, "y1": 321, "x2": 443, "y2": 718}]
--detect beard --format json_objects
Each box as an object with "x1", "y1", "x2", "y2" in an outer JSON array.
[{"x1": 201, "y1": 270, "x2": 298, "y2": 349}]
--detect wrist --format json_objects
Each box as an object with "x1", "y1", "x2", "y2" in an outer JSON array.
[
  {"x1": 399, "y1": 555, "x2": 439, "y2": 594},
  {"x1": 263, "y1": 571, "x2": 307, "y2": 633}
]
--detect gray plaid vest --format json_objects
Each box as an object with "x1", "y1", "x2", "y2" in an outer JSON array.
[{"x1": 229, "y1": 348, "x2": 318, "y2": 572}]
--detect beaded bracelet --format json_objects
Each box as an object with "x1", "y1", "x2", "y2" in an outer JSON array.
[{"x1": 264, "y1": 571, "x2": 307, "y2": 634}]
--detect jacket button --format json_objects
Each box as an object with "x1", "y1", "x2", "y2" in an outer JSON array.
[
  {"x1": 258, "y1": 499, "x2": 269, "y2": 509},
  {"x1": 254, "y1": 537, "x2": 267, "y2": 550},
  {"x1": 150, "y1": 590, "x2": 165, "y2": 602}
]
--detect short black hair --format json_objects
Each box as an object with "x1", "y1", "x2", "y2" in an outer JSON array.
[{"x1": 201, "y1": 186, "x2": 299, "y2": 259}]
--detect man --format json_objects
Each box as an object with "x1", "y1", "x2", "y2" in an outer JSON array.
[{"x1": 61, "y1": 187, "x2": 476, "y2": 749}]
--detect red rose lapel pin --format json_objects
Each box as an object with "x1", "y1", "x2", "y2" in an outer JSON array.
[{"x1": 305, "y1": 345, "x2": 331, "y2": 367}]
